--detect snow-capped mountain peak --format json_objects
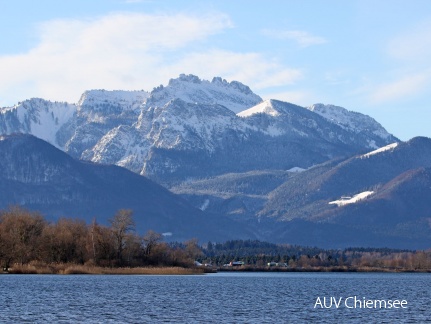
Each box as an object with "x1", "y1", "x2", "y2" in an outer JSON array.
[
  {"x1": 0, "y1": 98, "x2": 76, "y2": 148},
  {"x1": 308, "y1": 103, "x2": 394, "y2": 144},
  {"x1": 77, "y1": 89, "x2": 149, "y2": 116},
  {"x1": 147, "y1": 74, "x2": 262, "y2": 113},
  {"x1": 237, "y1": 99, "x2": 280, "y2": 117}
]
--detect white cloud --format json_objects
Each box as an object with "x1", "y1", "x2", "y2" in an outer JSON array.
[
  {"x1": 0, "y1": 12, "x2": 233, "y2": 104},
  {"x1": 369, "y1": 72, "x2": 431, "y2": 104},
  {"x1": 324, "y1": 70, "x2": 351, "y2": 86},
  {"x1": 361, "y1": 19, "x2": 431, "y2": 107},
  {"x1": 261, "y1": 29, "x2": 327, "y2": 47},
  {"x1": 123, "y1": 0, "x2": 150, "y2": 3},
  {"x1": 163, "y1": 50, "x2": 303, "y2": 91},
  {"x1": 387, "y1": 20, "x2": 431, "y2": 62},
  {"x1": 260, "y1": 90, "x2": 313, "y2": 106},
  {"x1": 0, "y1": 12, "x2": 306, "y2": 106}
]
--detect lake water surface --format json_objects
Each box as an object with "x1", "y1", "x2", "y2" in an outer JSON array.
[{"x1": 0, "y1": 272, "x2": 429, "y2": 323}]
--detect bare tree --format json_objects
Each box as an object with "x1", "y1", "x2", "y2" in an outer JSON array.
[
  {"x1": 109, "y1": 209, "x2": 135, "y2": 263},
  {"x1": 41, "y1": 218, "x2": 88, "y2": 264},
  {"x1": 185, "y1": 238, "x2": 203, "y2": 260},
  {"x1": 142, "y1": 230, "x2": 162, "y2": 256},
  {"x1": 0, "y1": 206, "x2": 46, "y2": 267}
]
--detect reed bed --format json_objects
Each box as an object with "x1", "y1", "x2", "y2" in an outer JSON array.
[{"x1": 6, "y1": 262, "x2": 205, "y2": 275}]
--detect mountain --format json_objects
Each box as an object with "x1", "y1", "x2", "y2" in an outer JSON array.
[
  {"x1": 0, "y1": 74, "x2": 397, "y2": 185},
  {"x1": 0, "y1": 98, "x2": 76, "y2": 149},
  {"x1": 171, "y1": 169, "x2": 293, "y2": 222},
  {"x1": 2, "y1": 74, "x2": 417, "y2": 248},
  {"x1": 85, "y1": 98, "x2": 397, "y2": 185},
  {"x1": 61, "y1": 89, "x2": 150, "y2": 157},
  {"x1": 147, "y1": 74, "x2": 263, "y2": 114},
  {"x1": 0, "y1": 134, "x2": 253, "y2": 242},
  {"x1": 172, "y1": 137, "x2": 431, "y2": 248},
  {"x1": 307, "y1": 103, "x2": 392, "y2": 148},
  {"x1": 261, "y1": 137, "x2": 431, "y2": 220},
  {"x1": 0, "y1": 90, "x2": 149, "y2": 154},
  {"x1": 258, "y1": 137, "x2": 431, "y2": 248}
]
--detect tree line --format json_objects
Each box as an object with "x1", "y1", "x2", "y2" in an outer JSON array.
[
  {"x1": 1, "y1": 207, "x2": 430, "y2": 272},
  {"x1": 0, "y1": 206, "x2": 200, "y2": 270},
  {"x1": 200, "y1": 239, "x2": 431, "y2": 271}
]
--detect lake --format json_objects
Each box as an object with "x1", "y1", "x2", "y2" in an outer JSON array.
[{"x1": 0, "y1": 272, "x2": 430, "y2": 323}]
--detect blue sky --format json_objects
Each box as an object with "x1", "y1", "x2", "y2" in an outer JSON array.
[{"x1": 1, "y1": 0, "x2": 431, "y2": 140}]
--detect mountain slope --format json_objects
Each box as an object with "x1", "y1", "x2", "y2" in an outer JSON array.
[
  {"x1": 260, "y1": 137, "x2": 431, "y2": 220},
  {"x1": 0, "y1": 90, "x2": 149, "y2": 154},
  {"x1": 0, "y1": 134, "x2": 252, "y2": 242},
  {"x1": 86, "y1": 98, "x2": 398, "y2": 184},
  {"x1": 171, "y1": 169, "x2": 293, "y2": 222},
  {"x1": 308, "y1": 103, "x2": 392, "y2": 147},
  {"x1": 267, "y1": 166, "x2": 431, "y2": 249},
  {"x1": 0, "y1": 99, "x2": 76, "y2": 148},
  {"x1": 250, "y1": 137, "x2": 431, "y2": 248},
  {"x1": 239, "y1": 99, "x2": 397, "y2": 150},
  {"x1": 172, "y1": 136, "x2": 431, "y2": 248}
]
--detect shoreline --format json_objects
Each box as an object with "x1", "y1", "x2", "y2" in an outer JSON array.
[
  {"x1": 2, "y1": 264, "x2": 207, "y2": 275},
  {"x1": 3, "y1": 264, "x2": 430, "y2": 275},
  {"x1": 216, "y1": 266, "x2": 431, "y2": 273}
]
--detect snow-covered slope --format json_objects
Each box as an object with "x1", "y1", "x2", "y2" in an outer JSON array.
[
  {"x1": 308, "y1": 103, "x2": 395, "y2": 148},
  {"x1": 86, "y1": 97, "x2": 399, "y2": 183},
  {"x1": 238, "y1": 99, "x2": 397, "y2": 149},
  {"x1": 81, "y1": 75, "x2": 265, "y2": 177},
  {"x1": 0, "y1": 99, "x2": 76, "y2": 148},
  {"x1": 361, "y1": 142, "x2": 398, "y2": 158},
  {"x1": 84, "y1": 98, "x2": 256, "y2": 174},
  {"x1": 329, "y1": 191, "x2": 374, "y2": 206},
  {"x1": 78, "y1": 89, "x2": 149, "y2": 117},
  {"x1": 58, "y1": 90, "x2": 149, "y2": 156},
  {"x1": 0, "y1": 90, "x2": 149, "y2": 153}
]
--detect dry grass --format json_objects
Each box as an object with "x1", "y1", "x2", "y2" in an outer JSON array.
[
  {"x1": 61, "y1": 265, "x2": 205, "y2": 275},
  {"x1": 7, "y1": 262, "x2": 205, "y2": 275},
  {"x1": 7, "y1": 263, "x2": 55, "y2": 274}
]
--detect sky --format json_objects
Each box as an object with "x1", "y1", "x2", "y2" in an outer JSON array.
[{"x1": 1, "y1": 0, "x2": 431, "y2": 140}]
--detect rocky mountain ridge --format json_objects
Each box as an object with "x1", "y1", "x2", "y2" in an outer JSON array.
[{"x1": 0, "y1": 74, "x2": 398, "y2": 184}]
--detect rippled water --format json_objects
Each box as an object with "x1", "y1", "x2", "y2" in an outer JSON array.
[{"x1": 0, "y1": 272, "x2": 430, "y2": 323}]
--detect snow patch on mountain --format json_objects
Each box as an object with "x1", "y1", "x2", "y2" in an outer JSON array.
[
  {"x1": 361, "y1": 142, "x2": 399, "y2": 158},
  {"x1": 200, "y1": 199, "x2": 210, "y2": 211},
  {"x1": 329, "y1": 191, "x2": 374, "y2": 206},
  {"x1": 287, "y1": 167, "x2": 306, "y2": 173}
]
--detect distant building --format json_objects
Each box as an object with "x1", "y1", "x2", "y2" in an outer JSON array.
[{"x1": 229, "y1": 261, "x2": 245, "y2": 267}]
